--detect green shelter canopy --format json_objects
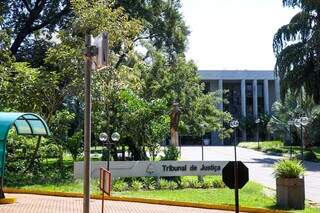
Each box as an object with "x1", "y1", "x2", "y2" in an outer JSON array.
[
  {"x1": 0, "y1": 112, "x2": 50, "y2": 141},
  {"x1": 0, "y1": 112, "x2": 50, "y2": 198}
]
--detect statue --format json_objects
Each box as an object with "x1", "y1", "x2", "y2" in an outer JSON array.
[{"x1": 170, "y1": 101, "x2": 180, "y2": 146}]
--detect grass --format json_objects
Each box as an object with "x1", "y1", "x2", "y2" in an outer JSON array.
[
  {"x1": 238, "y1": 141, "x2": 320, "y2": 162},
  {"x1": 114, "y1": 182, "x2": 275, "y2": 209}
]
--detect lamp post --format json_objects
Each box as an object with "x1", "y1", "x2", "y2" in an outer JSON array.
[
  {"x1": 200, "y1": 123, "x2": 205, "y2": 161},
  {"x1": 294, "y1": 117, "x2": 309, "y2": 163},
  {"x1": 99, "y1": 132, "x2": 121, "y2": 171},
  {"x1": 230, "y1": 119, "x2": 239, "y2": 213},
  {"x1": 300, "y1": 117, "x2": 309, "y2": 163},
  {"x1": 255, "y1": 118, "x2": 261, "y2": 149},
  {"x1": 287, "y1": 120, "x2": 294, "y2": 159}
]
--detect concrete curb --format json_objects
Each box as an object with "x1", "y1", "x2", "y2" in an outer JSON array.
[
  {"x1": 0, "y1": 197, "x2": 16, "y2": 204},
  {"x1": 3, "y1": 188, "x2": 288, "y2": 213}
]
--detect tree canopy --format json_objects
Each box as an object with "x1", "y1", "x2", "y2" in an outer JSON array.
[
  {"x1": 273, "y1": 0, "x2": 320, "y2": 103},
  {"x1": 0, "y1": 0, "x2": 230, "y2": 166}
]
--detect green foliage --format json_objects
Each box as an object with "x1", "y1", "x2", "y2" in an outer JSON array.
[
  {"x1": 113, "y1": 179, "x2": 129, "y2": 192},
  {"x1": 211, "y1": 178, "x2": 226, "y2": 188},
  {"x1": 66, "y1": 130, "x2": 83, "y2": 161},
  {"x1": 180, "y1": 179, "x2": 190, "y2": 189},
  {"x1": 3, "y1": 0, "x2": 71, "y2": 56},
  {"x1": 201, "y1": 179, "x2": 212, "y2": 189},
  {"x1": 141, "y1": 177, "x2": 156, "y2": 190},
  {"x1": 301, "y1": 150, "x2": 317, "y2": 161},
  {"x1": 160, "y1": 146, "x2": 180, "y2": 161},
  {"x1": 131, "y1": 180, "x2": 143, "y2": 191},
  {"x1": 273, "y1": 0, "x2": 320, "y2": 104},
  {"x1": 273, "y1": 159, "x2": 305, "y2": 179},
  {"x1": 268, "y1": 91, "x2": 320, "y2": 146},
  {"x1": 168, "y1": 181, "x2": 178, "y2": 190},
  {"x1": 159, "y1": 179, "x2": 170, "y2": 190},
  {"x1": 187, "y1": 179, "x2": 202, "y2": 189},
  {"x1": 115, "y1": 0, "x2": 189, "y2": 58}
]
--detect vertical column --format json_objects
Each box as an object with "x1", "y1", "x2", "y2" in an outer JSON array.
[
  {"x1": 241, "y1": 79, "x2": 246, "y2": 117},
  {"x1": 275, "y1": 78, "x2": 280, "y2": 101},
  {"x1": 218, "y1": 79, "x2": 223, "y2": 110},
  {"x1": 263, "y1": 79, "x2": 270, "y2": 114},
  {"x1": 241, "y1": 79, "x2": 247, "y2": 141},
  {"x1": 253, "y1": 79, "x2": 258, "y2": 119},
  {"x1": 218, "y1": 79, "x2": 223, "y2": 145}
]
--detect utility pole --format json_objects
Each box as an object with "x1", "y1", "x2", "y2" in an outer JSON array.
[{"x1": 83, "y1": 33, "x2": 92, "y2": 213}]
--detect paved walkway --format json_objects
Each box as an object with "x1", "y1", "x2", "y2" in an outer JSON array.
[
  {"x1": 0, "y1": 193, "x2": 233, "y2": 213},
  {"x1": 180, "y1": 146, "x2": 320, "y2": 204}
]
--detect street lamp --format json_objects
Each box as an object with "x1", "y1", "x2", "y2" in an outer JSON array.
[
  {"x1": 294, "y1": 117, "x2": 309, "y2": 163},
  {"x1": 287, "y1": 120, "x2": 294, "y2": 158},
  {"x1": 99, "y1": 132, "x2": 121, "y2": 171},
  {"x1": 255, "y1": 118, "x2": 261, "y2": 149},
  {"x1": 200, "y1": 123, "x2": 205, "y2": 161},
  {"x1": 229, "y1": 119, "x2": 239, "y2": 213}
]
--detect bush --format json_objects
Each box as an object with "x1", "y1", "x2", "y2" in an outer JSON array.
[
  {"x1": 159, "y1": 179, "x2": 170, "y2": 190},
  {"x1": 131, "y1": 180, "x2": 143, "y2": 191},
  {"x1": 168, "y1": 181, "x2": 178, "y2": 190},
  {"x1": 160, "y1": 146, "x2": 180, "y2": 161},
  {"x1": 302, "y1": 150, "x2": 317, "y2": 161},
  {"x1": 202, "y1": 179, "x2": 212, "y2": 189},
  {"x1": 180, "y1": 179, "x2": 190, "y2": 189},
  {"x1": 188, "y1": 179, "x2": 202, "y2": 188},
  {"x1": 113, "y1": 179, "x2": 129, "y2": 191},
  {"x1": 141, "y1": 177, "x2": 156, "y2": 190},
  {"x1": 211, "y1": 178, "x2": 225, "y2": 188},
  {"x1": 273, "y1": 159, "x2": 304, "y2": 178}
]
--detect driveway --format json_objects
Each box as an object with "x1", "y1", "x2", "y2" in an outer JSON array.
[{"x1": 180, "y1": 146, "x2": 320, "y2": 204}]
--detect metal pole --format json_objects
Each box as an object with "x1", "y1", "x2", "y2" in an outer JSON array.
[
  {"x1": 201, "y1": 132, "x2": 204, "y2": 161},
  {"x1": 257, "y1": 123, "x2": 260, "y2": 149},
  {"x1": 107, "y1": 142, "x2": 110, "y2": 171},
  {"x1": 234, "y1": 128, "x2": 239, "y2": 213},
  {"x1": 83, "y1": 33, "x2": 92, "y2": 213},
  {"x1": 289, "y1": 126, "x2": 292, "y2": 159},
  {"x1": 301, "y1": 126, "x2": 304, "y2": 163}
]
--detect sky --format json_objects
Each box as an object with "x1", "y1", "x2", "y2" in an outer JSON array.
[{"x1": 181, "y1": 0, "x2": 299, "y2": 70}]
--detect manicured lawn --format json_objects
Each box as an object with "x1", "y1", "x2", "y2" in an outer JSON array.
[
  {"x1": 238, "y1": 141, "x2": 320, "y2": 162},
  {"x1": 114, "y1": 182, "x2": 275, "y2": 209}
]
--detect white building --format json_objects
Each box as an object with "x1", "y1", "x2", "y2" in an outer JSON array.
[{"x1": 192, "y1": 70, "x2": 280, "y2": 145}]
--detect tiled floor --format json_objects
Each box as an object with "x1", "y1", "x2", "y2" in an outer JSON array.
[{"x1": 0, "y1": 193, "x2": 233, "y2": 213}]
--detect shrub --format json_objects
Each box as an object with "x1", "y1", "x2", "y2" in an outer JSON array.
[
  {"x1": 211, "y1": 178, "x2": 225, "y2": 188},
  {"x1": 202, "y1": 179, "x2": 212, "y2": 189},
  {"x1": 180, "y1": 179, "x2": 190, "y2": 189},
  {"x1": 159, "y1": 179, "x2": 170, "y2": 190},
  {"x1": 160, "y1": 146, "x2": 180, "y2": 161},
  {"x1": 168, "y1": 181, "x2": 178, "y2": 190},
  {"x1": 131, "y1": 180, "x2": 143, "y2": 191},
  {"x1": 273, "y1": 159, "x2": 304, "y2": 178},
  {"x1": 141, "y1": 177, "x2": 156, "y2": 190},
  {"x1": 302, "y1": 150, "x2": 317, "y2": 161},
  {"x1": 113, "y1": 179, "x2": 129, "y2": 191},
  {"x1": 188, "y1": 179, "x2": 202, "y2": 188}
]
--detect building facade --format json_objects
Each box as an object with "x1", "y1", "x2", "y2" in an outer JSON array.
[{"x1": 198, "y1": 70, "x2": 280, "y2": 145}]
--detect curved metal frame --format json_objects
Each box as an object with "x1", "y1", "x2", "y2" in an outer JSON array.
[{"x1": 0, "y1": 112, "x2": 50, "y2": 198}]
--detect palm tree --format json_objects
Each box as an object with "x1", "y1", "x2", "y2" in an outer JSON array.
[{"x1": 268, "y1": 90, "x2": 320, "y2": 146}]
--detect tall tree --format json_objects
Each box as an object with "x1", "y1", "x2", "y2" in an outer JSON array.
[
  {"x1": 2, "y1": 0, "x2": 71, "y2": 56},
  {"x1": 273, "y1": 0, "x2": 320, "y2": 103}
]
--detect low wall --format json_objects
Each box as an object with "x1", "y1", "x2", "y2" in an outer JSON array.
[{"x1": 74, "y1": 161, "x2": 228, "y2": 178}]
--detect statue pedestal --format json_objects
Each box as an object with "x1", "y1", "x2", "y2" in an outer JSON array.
[{"x1": 170, "y1": 129, "x2": 179, "y2": 146}]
